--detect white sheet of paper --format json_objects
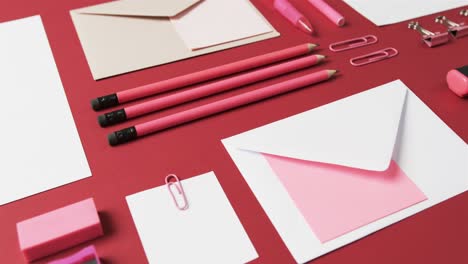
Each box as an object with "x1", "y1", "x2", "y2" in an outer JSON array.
[
  {"x1": 343, "y1": 0, "x2": 467, "y2": 26},
  {"x1": 222, "y1": 80, "x2": 468, "y2": 263},
  {"x1": 0, "y1": 16, "x2": 91, "y2": 205},
  {"x1": 126, "y1": 172, "x2": 258, "y2": 264},
  {"x1": 171, "y1": 0, "x2": 273, "y2": 50}
]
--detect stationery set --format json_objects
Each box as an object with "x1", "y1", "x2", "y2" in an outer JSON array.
[{"x1": 1, "y1": 0, "x2": 467, "y2": 263}]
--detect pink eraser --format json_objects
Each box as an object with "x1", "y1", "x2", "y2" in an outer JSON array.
[
  {"x1": 47, "y1": 245, "x2": 101, "y2": 264},
  {"x1": 17, "y1": 198, "x2": 103, "y2": 262}
]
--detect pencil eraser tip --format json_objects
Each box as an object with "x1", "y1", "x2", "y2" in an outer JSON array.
[
  {"x1": 98, "y1": 115, "x2": 109, "y2": 127},
  {"x1": 108, "y1": 133, "x2": 118, "y2": 146},
  {"x1": 91, "y1": 98, "x2": 101, "y2": 111}
]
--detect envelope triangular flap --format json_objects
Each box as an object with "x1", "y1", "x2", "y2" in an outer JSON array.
[
  {"x1": 231, "y1": 80, "x2": 409, "y2": 172},
  {"x1": 75, "y1": 0, "x2": 201, "y2": 17}
]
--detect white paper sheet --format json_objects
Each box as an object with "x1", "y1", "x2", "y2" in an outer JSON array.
[
  {"x1": 126, "y1": 172, "x2": 258, "y2": 264},
  {"x1": 343, "y1": 0, "x2": 468, "y2": 26},
  {"x1": 0, "y1": 16, "x2": 91, "y2": 205},
  {"x1": 222, "y1": 80, "x2": 468, "y2": 263},
  {"x1": 171, "y1": 0, "x2": 273, "y2": 50}
]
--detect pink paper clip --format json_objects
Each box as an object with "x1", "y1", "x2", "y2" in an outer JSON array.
[
  {"x1": 47, "y1": 245, "x2": 100, "y2": 264},
  {"x1": 408, "y1": 21, "x2": 449, "y2": 47},
  {"x1": 435, "y1": 16, "x2": 468, "y2": 39},
  {"x1": 329, "y1": 35, "x2": 378, "y2": 52},
  {"x1": 165, "y1": 174, "x2": 189, "y2": 210},
  {"x1": 350, "y1": 47, "x2": 398, "y2": 67}
]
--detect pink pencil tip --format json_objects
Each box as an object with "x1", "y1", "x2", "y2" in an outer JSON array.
[{"x1": 297, "y1": 19, "x2": 314, "y2": 35}]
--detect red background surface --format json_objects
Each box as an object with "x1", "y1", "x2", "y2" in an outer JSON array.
[{"x1": 0, "y1": 0, "x2": 467, "y2": 263}]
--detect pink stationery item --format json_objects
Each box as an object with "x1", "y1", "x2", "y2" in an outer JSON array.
[
  {"x1": 91, "y1": 43, "x2": 317, "y2": 111},
  {"x1": 350, "y1": 48, "x2": 398, "y2": 67},
  {"x1": 329, "y1": 35, "x2": 378, "y2": 52},
  {"x1": 447, "y1": 65, "x2": 468, "y2": 97},
  {"x1": 108, "y1": 69, "x2": 337, "y2": 146},
  {"x1": 274, "y1": 0, "x2": 314, "y2": 35},
  {"x1": 166, "y1": 174, "x2": 189, "y2": 210},
  {"x1": 408, "y1": 21, "x2": 449, "y2": 47},
  {"x1": 264, "y1": 154, "x2": 427, "y2": 242},
  {"x1": 17, "y1": 198, "x2": 103, "y2": 262},
  {"x1": 47, "y1": 245, "x2": 100, "y2": 264},
  {"x1": 98, "y1": 54, "x2": 325, "y2": 127},
  {"x1": 307, "y1": 0, "x2": 345, "y2": 26}
]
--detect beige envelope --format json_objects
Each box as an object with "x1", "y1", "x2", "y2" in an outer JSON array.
[{"x1": 70, "y1": 0, "x2": 280, "y2": 80}]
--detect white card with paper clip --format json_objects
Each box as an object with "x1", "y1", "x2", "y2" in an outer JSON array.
[{"x1": 126, "y1": 172, "x2": 258, "y2": 264}]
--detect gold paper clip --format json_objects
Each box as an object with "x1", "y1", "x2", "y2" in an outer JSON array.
[{"x1": 165, "y1": 174, "x2": 189, "y2": 210}]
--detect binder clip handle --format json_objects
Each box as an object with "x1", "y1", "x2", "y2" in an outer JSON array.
[
  {"x1": 165, "y1": 174, "x2": 189, "y2": 211},
  {"x1": 408, "y1": 21, "x2": 449, "y2": 47},
  {"x1": 460, "y1": 9, "x2": 468, "y2": 17},
  {"x1": 435, "y1": 15, "x2": 468, "y2": 39}
]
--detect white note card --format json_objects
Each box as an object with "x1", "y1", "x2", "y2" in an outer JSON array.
[
  {"x1": 343, "y1": 0, "x2": 467, "y2": 26},
  {"x1": 126, "y1": 172, "x2": 258, "y2": 264},
  {"x1": 0, "y1": 16, "x2": 91, "y2": 205},
  {"x1": 171, "y1": 0, "x2": 273, "y2": 50}
]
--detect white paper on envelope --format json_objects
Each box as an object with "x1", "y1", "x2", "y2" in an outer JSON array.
[
  {"x1": 126, "y1": 171, "x2": 258, "y2": 264},
  {"x1": 171, "y1": 0, "x2": 273, "y2": 50},
  {"x1": 222, "y1": 80, "x2": 468, "y2": 263}
]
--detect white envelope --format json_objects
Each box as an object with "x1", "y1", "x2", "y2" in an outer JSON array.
[
  {"x1": 222, "y1": 80, "x2": 468, "y2": 263},
  {"x1": 70, "y1": 0, "x2": 278, "y2": 80}
]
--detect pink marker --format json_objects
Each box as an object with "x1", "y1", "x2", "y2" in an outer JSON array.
[
  {"x1": 274, "y1": 0, "x2": 314, "y2": 35},
  {"x1": 307, "y1": 0, "x2": 345, "y2": 27}
]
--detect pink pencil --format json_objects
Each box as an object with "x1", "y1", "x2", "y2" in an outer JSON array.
[
  {"x1": 91, "y1": 43, "x2": 318, "y2": 111},
  {"x1": 108, "y1": 69, "x2": 337, "y2": 146},
  {"x1": 98, "y1": 55, "x2": 325, "y2": 127}
]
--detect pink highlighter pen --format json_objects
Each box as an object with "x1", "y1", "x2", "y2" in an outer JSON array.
[
  {"x1": 274, "y1": 0, "x2": 314, "y2": 35},
  {"x1": 307, "y1": 0, "x2": 345, "y2": 27}
]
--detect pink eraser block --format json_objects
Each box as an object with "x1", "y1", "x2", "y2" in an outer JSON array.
[
  {"x1": 47, "y1": 245, "x2": 101, "y2": 264},
  {"x1": 17, "y1": 198, "x2": 103, "y2": 262}
]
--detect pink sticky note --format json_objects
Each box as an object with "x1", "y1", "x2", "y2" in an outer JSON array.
[{"x1": 263, "y1": 154, "x2": 427, "y2": 243}]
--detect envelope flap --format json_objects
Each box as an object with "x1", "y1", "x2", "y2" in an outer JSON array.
[
  {"x1": 226, "y1": 80, "x2": 408, "y2": 172},
  {"x1": 76, "y1": 0, "x2": 201, "y2": 17}
]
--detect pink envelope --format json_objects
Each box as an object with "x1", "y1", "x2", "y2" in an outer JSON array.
[{"x1": 264, "y1": 154, "x2": 427, "y2": 243}]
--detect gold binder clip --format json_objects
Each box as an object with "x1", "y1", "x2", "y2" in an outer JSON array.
[
  {"x1": 408, "y1": 21, "x2": 449, "y2": 47},
  {"x1": 435, "y1": 15, "x2": 468, "y2": 39}
]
